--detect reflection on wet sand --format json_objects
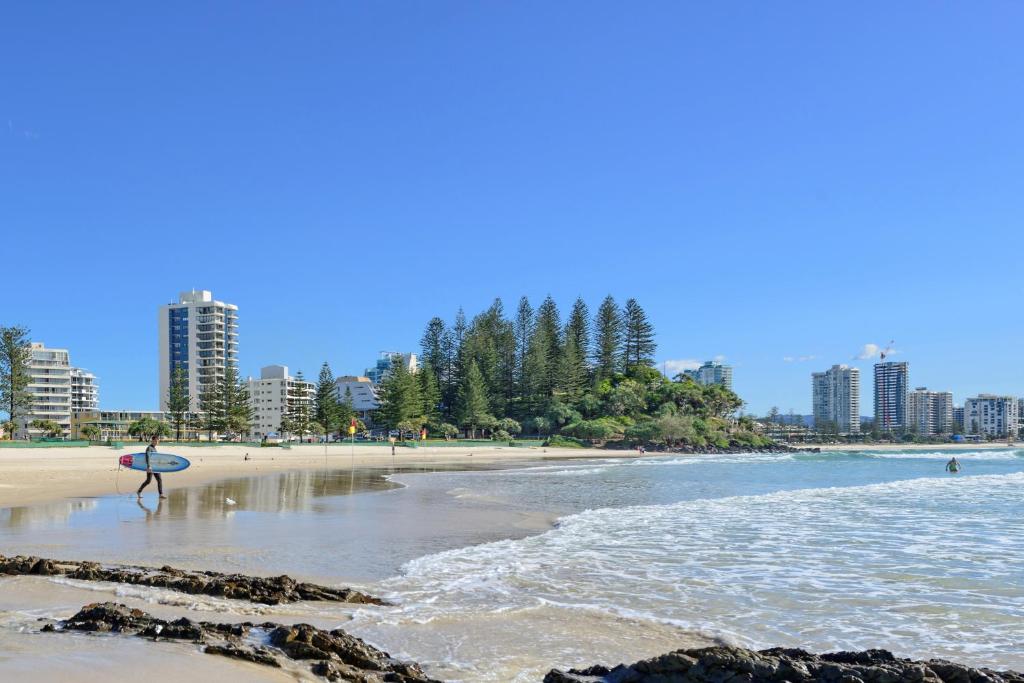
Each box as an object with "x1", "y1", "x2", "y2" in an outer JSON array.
[
  {"x1": 0, "y1": 468, "x2": 401, "y2": 530},
  {"x1": 0, "y1": 463, "x2": 542, "y2": 582},
  {"x1": 0, "y1": 498, "x2": 98, "y2": 529},
  {"x1": 182, "y1": 467, "x2": 399, "y2": 516}
]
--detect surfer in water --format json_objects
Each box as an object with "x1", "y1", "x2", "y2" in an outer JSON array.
[
  {"x1": 137, "y1": 435, "x2": 167, "y2": 499},
  {"x1": 945, "y1": 457, "x2": 961, "y2": 473}
]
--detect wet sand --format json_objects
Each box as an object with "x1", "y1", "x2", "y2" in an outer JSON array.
[
  {"x1": 0, "y1": 443, "x2": 622, "y2": 508},
  {"x1": 0, "y1": 454, "x2": 700, "y2": 682}
]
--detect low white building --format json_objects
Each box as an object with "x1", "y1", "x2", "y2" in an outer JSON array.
[
  {"x1": 72, "y1": 410, "x2": 168, "y2": 442},
  {"x1": 17, "y1": 342, "x2": 72, "y2": 439},
  {"x1": 334, "y1": 376, "x2": 379, "y2": 422},
  {"x1": 247, "y1": 365, "x2": 314, "y2": 440},
  {"x1": 963, "y1": 394, "x2": 1018, "y2": 438},
  {"x1": 683, "y1": 360, "x2": 733, "y2": 390}
]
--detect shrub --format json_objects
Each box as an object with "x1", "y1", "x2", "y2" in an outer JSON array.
[
  {"x1": 545, "y1": 435, "x2": 588, "y2": 449},
  {"x1": 562, "y1": 417, "x2": 625, "y2": 441}
]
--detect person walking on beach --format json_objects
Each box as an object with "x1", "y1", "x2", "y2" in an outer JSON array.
[
  {"x1": 945, "y1": 457, "x2": 961, "y2": 473},
  {"x1": 137, "y1": 435, "x2": 167, "y2": 499}
]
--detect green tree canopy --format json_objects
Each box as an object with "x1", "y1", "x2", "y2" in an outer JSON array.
[
  {"x1": 457, "y1": 360, "x2": 491, "y2": 438},
  {"x1": 314, "y1": 362, "x2": 340, "y2": 438},
  {"x1": 166, "y1": 366, "x2": 191, "y2": 440},
  {"x1": 0, "y1": 325, "x2": 33, "y2": 437}
]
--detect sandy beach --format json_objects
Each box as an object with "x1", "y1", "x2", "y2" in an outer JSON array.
[{"x1": 0, "y1": 443, "x2": 620, "y2": 509}]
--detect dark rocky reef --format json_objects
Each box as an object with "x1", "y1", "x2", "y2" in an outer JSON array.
[
  {"x1": 0, "y1": 553, "x2": 384, "y2": 606},
  {"x1": 544, "y1": 646, "x2": 1023, "y2": 683},
  {"x1": 46, "y1": 601, "x2": 440, "y2": 682}
]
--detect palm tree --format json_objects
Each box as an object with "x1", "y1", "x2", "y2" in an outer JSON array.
[{"x1": 80, "y1": 424, "x2": 101, "y2": 442}]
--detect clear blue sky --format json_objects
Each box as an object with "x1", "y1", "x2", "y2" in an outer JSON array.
[{"x1": 2, "y1": 2, "x2": 1022, "y2": 414}]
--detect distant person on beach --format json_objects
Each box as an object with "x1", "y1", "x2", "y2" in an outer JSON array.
[
  {"x1": 137, "y1": 435, "x2": 167, "y2": 499},
  {"x1": 945, "y1": 457, "x2": 961, "y2": 473}
]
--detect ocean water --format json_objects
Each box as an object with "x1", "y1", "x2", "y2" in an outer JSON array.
[
  {"x1": 346, "y1": 449, "x2": 1024, "y2": 680},
  {"x1": 1, "y1": 449, "x2": 1023, "y2": 682}
]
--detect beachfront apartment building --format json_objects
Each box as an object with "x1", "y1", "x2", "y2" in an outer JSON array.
[
  {"x1": 70, "y1": 368, "x2": 99, "y2": 413},
  {"x1": 963, "y1": 395, "x2": 1018, "y2": 438},
  {"x1": 811, "y1": 364, "x2": 860, "y2": 434},
  {"x1": 246, "y1": 365, "x2": 315, "y2": 439},
  {"x1": 158, "y1": 290, "x2": 239, "y2": 412},
  {"x1": 873, "y1": 361, "x2": 908, "y2": 433},
  {"x1": 683, "y1": 360, "x2": 733, "y2": 390},
  {"x1": 334, "y1": 376, "x2": 380, "y2": 423},
  {"x1": 16, "y1": 342, "x2": 73, "y2": 439},
  {"x1": 906, "y1": 387, "x2": 954, "y2": 436},
  {"x1": 365, "y1": 352, "x2": 418, "y2": 384}
]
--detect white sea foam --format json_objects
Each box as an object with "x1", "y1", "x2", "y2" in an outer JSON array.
[
  {"x1": 349, "y1": 471, "x2": 1024, "y2": 680},
  {"x1": 863, "y1": 449, "x2": 1022, "y2": 460}
]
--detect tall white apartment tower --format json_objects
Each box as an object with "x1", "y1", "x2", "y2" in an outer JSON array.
[
  {"x1": 874, "y1": 361, "x2": 909, "y2": 433},
  {"x1": 906, "y1": 387, "x2": 954, "y2": 436},
  {"x1": 158, "y1": 290, "x2": 239, "y2": 411},
  {"x1": 17, "y1": 342, "x2": 73, "y2": 439},
  {"x1": 811, "y1": 364, "x2": 861, "y2": 434}
]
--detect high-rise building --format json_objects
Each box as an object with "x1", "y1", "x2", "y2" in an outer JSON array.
[
  {"x1": 906, "y1": 387, "x2": 954, "y2": 436},
  {"x1": 873, "y1": 361, "x2": 908, "y2": 433},
  {"x1": 158, "y1": 290, "x2": 238, "y2": 411},
  {"x1": 365, "y1": 352, "x2": 418, "y2": 384},
  {"x1": 811, "y1": 364, "x2": 860, "y2": 434},
  {"x1": 963, "y1": 395, "x2": 1019, "y2": 438},
  {"x1": 17, "y1": 342, "x2": 72, "y2": 439},
  {"x1": 334, "y1": 376, "x2": 380, "y2": 423},
  {"x1": 70, "y1": 368, "x2": 99, "y2": 413},
  {"x1": 953, "y1": 406, "x2": 965, "y2": 432},
  {"x1": 683, "y1": 360, "x2": 733, "y2": 390},
  {"x1": 246, "y1": 365, "x2": 314, "y2": 439}
]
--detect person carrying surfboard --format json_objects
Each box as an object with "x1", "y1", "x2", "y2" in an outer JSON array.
[{"x1": 137, "y1": 435, "x2": 167, "y2": 499}]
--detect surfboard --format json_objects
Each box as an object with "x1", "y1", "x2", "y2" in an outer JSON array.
[{"x1": 119, "y1": 452, "x2": 191, "y2": 473}]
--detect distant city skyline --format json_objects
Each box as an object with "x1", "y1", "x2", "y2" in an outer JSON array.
[
  {"x1": 13, "y1": 292, "x2": 1020, "y2": 418},
  {"x1": 3, "y1": 4, "x2": 1023, "y2": 414}
]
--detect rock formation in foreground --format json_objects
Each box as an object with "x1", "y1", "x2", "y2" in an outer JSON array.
[
  {"x1": 0, "y1": 554, "x2": 384, "y2": 605},
  {"x1": 545, "y1": 646, "x2": 1024, "y2": 683},
  {"x1": 44, "y1": 602, "x2": 440, "y2": 682}
]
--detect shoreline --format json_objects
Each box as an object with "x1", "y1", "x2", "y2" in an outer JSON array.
[
  {"x1": 1, "y1": 443, "x2": 1021, "y2": 680},
  {"x1": 0, "y1": 443, "x2": 624, "y2": 509},
  {"x1": 1, "y1": 440, "x2": 1016, "y2": 509},
  {"x1": 794, "y1": 441, "x2": 1019, "y2": 452}
]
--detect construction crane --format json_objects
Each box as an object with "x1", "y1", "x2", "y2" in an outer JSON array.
[{"x1": 879, "y1": 340, "x2": 895, "y2": 361}]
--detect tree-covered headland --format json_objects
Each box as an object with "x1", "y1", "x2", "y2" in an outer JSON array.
[{"x1": 375, "y1": 295, "x2": 771, "y2": 449}]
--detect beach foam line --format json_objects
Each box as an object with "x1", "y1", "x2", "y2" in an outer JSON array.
[{"x1": 363, "y1": 469, "x2": 1024, "y2": 670}]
